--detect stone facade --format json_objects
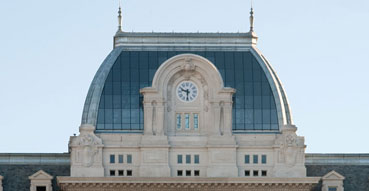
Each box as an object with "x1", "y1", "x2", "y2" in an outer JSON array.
[{"x1": 69, "y1": 33, "x2": 308, "y2": 182}]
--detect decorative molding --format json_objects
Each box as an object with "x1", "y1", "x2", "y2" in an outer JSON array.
[
  {"x1": 29, "y1": 170, "x2": 53, "y2": 191},
  {"x1": 322, "y1": 171, "x2": 345, "y2": 191},
  {"x1": 57, "y1": 177, "x2": 320, "y2": 191},
  {"x1": 114, "y1": 32, "x2": 258, "y2": 48}
]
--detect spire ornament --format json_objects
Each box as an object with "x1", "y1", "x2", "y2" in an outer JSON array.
[
  {"x1": 246, "y1": 0, "x2": 258, "y2": 46},
  {"x1": 249, "y1": 4, "x2": 254, "y2": 32},
  {"x1": 117, "y1": 3, "x2": 123, "y2": 32}
]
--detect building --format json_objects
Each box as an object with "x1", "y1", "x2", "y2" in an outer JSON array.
[{"x1": 1, "y1": 5, "x2": 369, "y2": 191}]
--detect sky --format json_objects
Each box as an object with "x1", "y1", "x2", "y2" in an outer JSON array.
[{"x1": 0, "y1": 0, "x2": 368, "y2": 153}]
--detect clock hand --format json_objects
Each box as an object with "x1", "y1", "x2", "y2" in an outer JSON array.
[{"x1": 185, "y1": 89, "x2": 190, "y2": 100}]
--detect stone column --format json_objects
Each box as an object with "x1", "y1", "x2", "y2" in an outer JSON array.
[
  {"x1": 222, "y1": 101, "x2": 233, "y2": 136},
  {"x1": 143, "y1": 101, "x2": 154, "y2": 135},
  {"x1": 153, "y1": 101, "x2": 165, "y2": 135}
]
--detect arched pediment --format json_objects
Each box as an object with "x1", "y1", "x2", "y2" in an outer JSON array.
[
  {"x1": 141, "y1": 54, "x2": 235, "y2": 136},
  {"x1": 151, "y1": 54, "x2": 229, "y2": 98}
]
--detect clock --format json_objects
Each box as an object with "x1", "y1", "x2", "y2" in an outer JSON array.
[{"x1": 176, "y1": 81, "x2": 198, "y2": 102}]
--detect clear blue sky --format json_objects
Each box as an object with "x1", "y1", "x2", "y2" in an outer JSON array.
[{"x1": 0, "y1": 0, "x2": 368, "y2": 153}]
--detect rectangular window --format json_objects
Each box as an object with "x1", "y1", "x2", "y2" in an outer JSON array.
[
  {"x1": 185, "y1": 114, "x2": 190, "y2": 129},
  {"x1": 261, "y1": 155, "x2": 267, "y2": 164},
  {"x1": 177, "y1": 170, "x2": 183, "y2": 176},
  {"x1": 261, "y1": 170, "x2": 267, "y2": 177},
  {"x1": 328, "y1": 187, "x2": 337, "y2": 191},
  {"x1": 118, "y1": 155, "x2": 124, "y2": 163},
  {"x1": 253, "y1": 155, "x2": 258, "y2": 164},
  {"x1": 177, "y1": 155, "x2": 183, "y2": 164},
  {"x1": 193, "y1": 114, "x2": 199, "y2": 129},
  {"x1": 186, "y1": 154, "x2": 191, "y2": 164},
  {"x1": 110, "y1": 170, "x2": 116, "y2": 176},
  {"x1": 194, "y1": 155, "x2": 200, "y2": 164},
  {"x1": 126, "y1": 170, "x2": 132, "y2": 176},
  {"x1": 186, "y1": 170, "x2": 191, "y2": 176},
  {"x1": 253, "y1": 170, "x2": 259, "y2": 176},
  {"x1": 118, "y1": 170, "x2": 124, "y2": 176},
  {"x1": 127, "y1": 154, "x2": 132, "y2": 164},
  {"x1": 36, "y1": 186, "x2": 46, "y2": 191},
  {"x1": 176, "y1": 114, "x2": 181, "y2": 129},
  {"x1": 194, "y1": 170, "x2": 200, "y2": 176},
  {"x1": 110, "y1": 155, "x2": 115, "y2": 163},
  {"x1": 244, "y1": 170, "x2": 250, "y2": 176},
  {"x1": 245, "y1": 155, "x2": 250, "y2": 164}
]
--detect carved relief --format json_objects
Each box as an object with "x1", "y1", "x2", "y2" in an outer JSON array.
[
  {"x1": 275, "y1": 125, "x2": 304, "y2": 167},
  {"x1": 70, "y1": 125, "x2": 104, "y2": 173}
]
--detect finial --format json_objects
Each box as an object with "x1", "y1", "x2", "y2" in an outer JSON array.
[
  {"x1": 249, "y1": 0, "x2": 254, "y2": 32},
  {"x1": 117, "y1": 1, "x2": 122, "y2": 32}
]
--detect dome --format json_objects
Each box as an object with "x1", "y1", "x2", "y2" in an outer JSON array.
[{"x1": 81, "y1": 32, "x2": 292, "y2": 133}]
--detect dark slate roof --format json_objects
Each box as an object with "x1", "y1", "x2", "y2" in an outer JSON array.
[
  {"x1": 0, "y1": 153, "x2": 70, "y2": 191},
  {"x1": 1, "y1": 153, "x2": 369, "y2": 191}
]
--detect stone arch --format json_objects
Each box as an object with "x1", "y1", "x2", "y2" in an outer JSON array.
[
  {"x1": 152, "y1": 54, "x2": 225, "y2": 98},
  {"x1": 140, "y1": 54, "x2": 235, "y2": 136}
]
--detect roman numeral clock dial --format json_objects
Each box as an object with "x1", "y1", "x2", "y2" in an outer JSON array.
[{"x1": 176, "y1": 81, "x2": 198, "y2": 103}]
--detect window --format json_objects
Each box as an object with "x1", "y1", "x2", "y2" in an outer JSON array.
[
  {"x1": 253, "y1": 170, "x2": 259, "y2": 176},
  {"x1": 36, "y1": 186, "x2": 46, "y2": 191},
  {"x1": 110, "y1": 170, "x2": 116, "y2": 176},
  {"x1": 261, "y1": 155, "x2": 267, "y2": 164},
  {"x1": 253, "y1": 155, "x2": 258, "y2": 164},
  {"x1": 177, "y1": 155, "x2": 183, "y2": 164},
  {"x1": 177, "y1": 170, "x2": 183, "y2": 176},
  {"x1": 186, "y1": 170, "x2": 191, "y2": 176},
  {"x1": 118, "y1": 170, "x2": 124, "y2": 176},
  {"x1": 245, "y1": 155, "x2": 250, "y2": 164},
  {"x1": 194, "y1": 170, "x2": 200, "y2": 176},
  {"x1": 193, "y1": 114, "x2": 199, "y2": 129},
  {"x1": 118, "y1": 155, "x2": 124, "y2": 163},
  {"x1": 194, "y1": 155, "x2": 200, "y2": 164},
  {"x1": 176, "y1": 114, "x2": 181, "y2": 129},
  {"x1": 110, "y1": 155, "x2": 115, "y2": 163},
  {"x1": 127, "y1": 154, "x2": 132, "y2": 164},
  {"x1": 261, "y1": 170, "x2": 267, "y2": 177},
  {"x1": 244, "y1": 170, "x2": 250, "y2": 176},
  {"x1": 328, "y1": 187, "x2": 337, "y2": 191},
  {"x1": 186, "y1": 155, "x2": 191, "y2": 164},
  {"x1": 96, "y1": 51, "x2": 279, "y2": 132},
  {"x1": 126, "y1": 170, "x2": 132, "y2": 176},
  {"x1": 185, "y1": 114, "x2": 190, "y2": 129}
]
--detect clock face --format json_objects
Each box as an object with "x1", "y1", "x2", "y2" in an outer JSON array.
[{"x1": 176, "y1": 81, "x2": 198, "y2": 103}]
